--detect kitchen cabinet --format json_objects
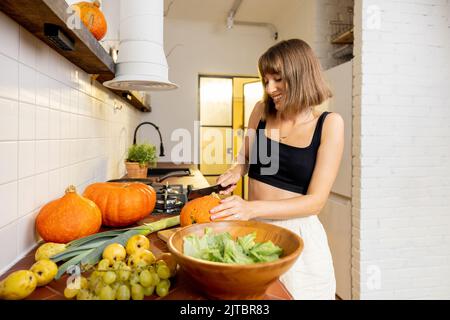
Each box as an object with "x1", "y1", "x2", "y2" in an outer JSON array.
[
  {"x1": 319, "y1": 61, "x2": 353, "y2": 300},
  {"x1": 320, "y1": 196, "x2": 352, "y2": 300}
]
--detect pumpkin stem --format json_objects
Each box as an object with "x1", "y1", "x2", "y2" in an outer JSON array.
[
  {"x1": 211, "y1": 192, "x2": 221, "y2": 200},
  {"x1": 65, "y1": 185, "x2": 77, "y2": 194},
  {"x1": 93, "y1": 0, "x2": 101, "y2": 8}
]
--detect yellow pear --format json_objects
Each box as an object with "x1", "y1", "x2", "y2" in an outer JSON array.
[
  {"x1": 138, "y1": 249, "x2": 156, "y2": 265},
  {"x1": 0, "y1": 270, "x2": 37, "y2": 300},
  {"x1": 35, "y1": 242, "x2": 66, "y2": 261},
  {"x1": 125, "y1": 235, "x2": 150, "y2": 255},
  {"x1": 30, "y1": 259, "x2": 58, "y2": 286},
  {"x1": 102, "y1": 243, "x2": 126, "y2": 264},
  {"x1": 127, "y1": 249, "x2": 156, "y2": 268},
  {"x1": 127, "y1": 252, "x2": 141, "y2": 268}
]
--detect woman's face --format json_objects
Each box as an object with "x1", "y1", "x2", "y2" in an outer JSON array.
[{"x1": 263, "y1": 73, "x2": 286, "y2": 109}]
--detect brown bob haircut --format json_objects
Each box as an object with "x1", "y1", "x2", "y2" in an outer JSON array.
[{"x1": 258, "y1": 39, "x2": 332, "y2": 119}]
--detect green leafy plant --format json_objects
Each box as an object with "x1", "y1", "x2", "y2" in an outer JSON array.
[{"x1": 126, "y1": 143, "x2": 157, "y2": 167}]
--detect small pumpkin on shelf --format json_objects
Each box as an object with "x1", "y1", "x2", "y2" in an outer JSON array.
[
  {"x1": 180, "y1": 194, "x2": 222, "y2": 227},
  {"x1": 35, "y1": 185, "x2": 102, "y2": 243},
  {"x1": 72, "y1": 0, "x2": 107, "y2": 41},
  {"x1": 83, "y1": 182, "x2": 156, "y2": 227}
]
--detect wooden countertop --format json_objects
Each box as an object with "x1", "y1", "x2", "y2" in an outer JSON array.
[{"x1": 0, "y1": 163, "x2": 293, "y2": 300}]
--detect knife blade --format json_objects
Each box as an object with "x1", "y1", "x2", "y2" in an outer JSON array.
[{"x1": 187, "y1": 184, "x2": 232, "y2": 200}]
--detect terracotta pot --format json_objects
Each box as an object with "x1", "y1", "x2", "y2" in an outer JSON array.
[{"x1": 125, "y1": 161, "x2": 148, "y2": 178}]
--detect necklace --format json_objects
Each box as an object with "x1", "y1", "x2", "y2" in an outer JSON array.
[{"x1": 279, "y1": 111, "x2": 315, "y2": 141}]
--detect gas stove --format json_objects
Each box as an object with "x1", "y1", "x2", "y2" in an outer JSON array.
[
  {"x1": 152, "y1": 183, "x2": 189, "y2": 214},
  {"x1": 106, "y1": 178, "x2": 191, "y2": 214}
]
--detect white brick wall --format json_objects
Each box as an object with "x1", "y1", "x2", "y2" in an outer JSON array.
[
  {"x1": 0, "y1": 12, "x2": 142, "y2": 275},
  {"x1": 353, "y1": 0, "x2": 450, "y2": 299}
]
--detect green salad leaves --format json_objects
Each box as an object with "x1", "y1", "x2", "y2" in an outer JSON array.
[{"x1": 183, "y1": 228, "x2": 283, "y2": 264}]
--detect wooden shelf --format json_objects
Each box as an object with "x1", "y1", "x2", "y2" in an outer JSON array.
[
  {"x1": 332, "y1": 44, "x2": 353, "y2": 60},
  {"x1": 331, "y1": 28, "x2": 354, "y2": 45},
  {"x1": 0, "y1": 0, "x2": 150, "y2": 112}
]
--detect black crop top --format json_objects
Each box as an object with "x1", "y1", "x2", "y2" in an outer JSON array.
[{"x1": 248, "y1": 112, "x2": 331, "y2": 195}]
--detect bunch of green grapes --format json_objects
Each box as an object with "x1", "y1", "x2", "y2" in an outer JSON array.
[{"x1": 64, "y1": 258, "x2": 174, "y2": 300}]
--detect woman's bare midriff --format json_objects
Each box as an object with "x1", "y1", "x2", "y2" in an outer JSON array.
[{"x1": 248, "y1": 177, "x2": 303, "y2": 201}]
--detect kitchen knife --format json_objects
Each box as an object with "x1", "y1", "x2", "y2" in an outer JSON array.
[{"x1": 187, "y1": 184, "x2": 235, "y2": 200}]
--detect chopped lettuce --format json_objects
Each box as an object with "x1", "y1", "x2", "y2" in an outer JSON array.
[
  {"x1": 183, "y1": 228, "x2": 283, "y2": 264},
  {"x1": 237, "y1": 232, "x2": 256, "y2": 254},
  {"x1": 248, "y1": 241, "x2": 283, "y2": 263}
]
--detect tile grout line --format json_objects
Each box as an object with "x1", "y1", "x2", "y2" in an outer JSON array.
[{"x1": 15, "y1": 26, "x2": 21, "y2": 262}]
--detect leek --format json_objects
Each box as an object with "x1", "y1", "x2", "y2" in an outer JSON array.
[
  {"x1": 66, "y1": 229, "x2": 127, "y2": 248},
  {"x1": 52, "y1": 215, "x2": 180, "y2": 279},
  {"x1": 55, "y1": 249, "x2": 92, "y2": 280}
]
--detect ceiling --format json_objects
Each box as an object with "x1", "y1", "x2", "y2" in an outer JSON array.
[{"x1": 164, "y1": 0, "x2": 297, "y2": 25}]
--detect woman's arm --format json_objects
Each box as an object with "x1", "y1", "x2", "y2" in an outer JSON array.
[
  {"x1": 216, "y1": 101, "x2": 264, "y2": 193},
  {"x1": 211, "y1": 112, "x2": 345, "y2": 220}
]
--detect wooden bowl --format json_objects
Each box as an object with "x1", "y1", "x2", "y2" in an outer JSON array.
[{"x1": 167, "y1": 220, "x2": 304, "y2": 300}]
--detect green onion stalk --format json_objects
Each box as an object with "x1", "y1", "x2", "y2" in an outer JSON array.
[{"x1": 51, "y1": 215, "x2": 180, "y2": 279}]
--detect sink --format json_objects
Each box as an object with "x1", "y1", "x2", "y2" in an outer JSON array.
[
  {"x1": 107, "y1": 167, "x2": 192, "y2": 184},
  {"x1": 146, "y1": 167, "x2": 191, "y2": 177}
]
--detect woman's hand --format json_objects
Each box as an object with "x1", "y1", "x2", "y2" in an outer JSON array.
[
  {"x1": 216, "y1": 166, "x2": 241, "y2": 195},
  {"x1": 210, "y1": 195, "x2": 256, "y2": 221}
]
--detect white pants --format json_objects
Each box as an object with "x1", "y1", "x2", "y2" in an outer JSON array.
[{"x1": 258, "y1": 215, "x2": 336, "y2": 300}]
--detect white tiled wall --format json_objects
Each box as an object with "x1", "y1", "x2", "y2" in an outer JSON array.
[
  {"x1": 0, "y1": 11, "x2": 142, "y2": 275},
  {"x1": 352, "y1": 0, "x2": 450, "y2": 299}
]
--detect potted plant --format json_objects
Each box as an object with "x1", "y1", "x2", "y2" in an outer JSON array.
[{"x1": 125, "y1": 143, "x2": 158, "y2": 178}]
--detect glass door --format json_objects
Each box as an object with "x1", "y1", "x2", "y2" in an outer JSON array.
[
  {"x1": 199, "y1": 76, "x2": 233, "y2": 188},
  {"x1": 198, "y1": 75, "x2": 262, "y2": 198}
]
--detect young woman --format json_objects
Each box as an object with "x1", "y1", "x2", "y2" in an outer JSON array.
[{"x1": 209, "y1": 39, "x2": 344, "y2": 300}]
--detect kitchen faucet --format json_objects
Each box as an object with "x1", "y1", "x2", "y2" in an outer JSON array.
[{"x1": 133, "y1": 122, "x2": 165, "y2": 157}]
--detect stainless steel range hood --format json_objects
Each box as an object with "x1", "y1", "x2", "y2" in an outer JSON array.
[{"x1": 103, "y1": 0, "x2": 177, "y2": 91}]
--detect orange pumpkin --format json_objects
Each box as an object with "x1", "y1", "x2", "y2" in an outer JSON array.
[
  {"x1": 72, "y1": 0, "x2": 107, "y2": 40},
  {"x1": 83, "y1": 182, "x2": 156, "y2": 227},
  {"x1": 180, "y1": 194, "x2": 221, "y2": 227},
  {"x1": 36, "y1": 185, "x2": 102, "y2": 243}
]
